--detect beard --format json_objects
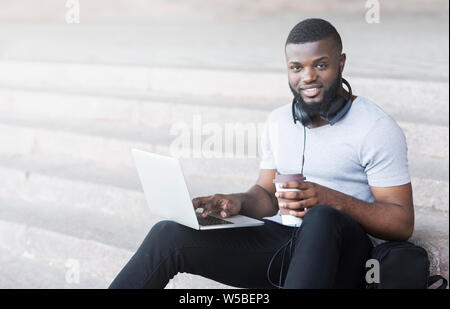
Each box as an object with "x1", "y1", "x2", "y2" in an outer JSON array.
[{"x1": 290, "y1": 71, "x2": 342, "y2": 119}]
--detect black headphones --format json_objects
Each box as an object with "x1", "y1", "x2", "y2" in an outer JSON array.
[
  {"x1": 292, "y1": 78, "x2": 353, "y2": 127},
  {"x1": 267, "y1": 79, "x2": 354, "y2": 289}
]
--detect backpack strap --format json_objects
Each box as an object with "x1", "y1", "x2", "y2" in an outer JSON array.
[{"x1": 427, "y1": 275, "x2": 448, "y2": 289}]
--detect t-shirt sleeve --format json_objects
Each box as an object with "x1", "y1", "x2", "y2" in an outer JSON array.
[
  {"x1": 360, "y1": 116, "x2": 411, "y2": 187},
  {"x1": 259, "y1": 116, "x2": 277, "y2": 170}
]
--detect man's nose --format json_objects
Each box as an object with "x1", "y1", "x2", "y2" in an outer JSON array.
[{"x1": 301, "y1": 67, "x2": 317, "y2": 83}]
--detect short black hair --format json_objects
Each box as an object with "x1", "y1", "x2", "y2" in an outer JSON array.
[{"x1": 285, "y1": 18, "x2": 342, "y2": 54}]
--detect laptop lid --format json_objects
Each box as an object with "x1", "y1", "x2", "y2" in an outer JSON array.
[{"x1": 131, "y1": 149, "x2": 200, "y2": 230}]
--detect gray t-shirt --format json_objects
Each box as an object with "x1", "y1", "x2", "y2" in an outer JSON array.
[{"x1": 260, "y1": 96, "x2": 411, "y2": 243}]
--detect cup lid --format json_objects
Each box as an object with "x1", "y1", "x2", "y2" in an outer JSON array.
[{"x1": 273, "y1": 173, "x2": 305, "y2": 183}]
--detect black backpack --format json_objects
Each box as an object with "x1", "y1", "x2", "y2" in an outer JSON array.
[{"x1": 366, "y1": 241, "x2": 448, "y2": 289}]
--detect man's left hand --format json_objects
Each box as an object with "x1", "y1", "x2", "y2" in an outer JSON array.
[{"x1": 275, "y1": 181, "x2": 334, "y2": 218}]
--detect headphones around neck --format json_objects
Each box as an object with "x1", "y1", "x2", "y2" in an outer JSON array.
[
  {"x1": 292, "y1": 78, "x2": 353, "y2": 127},
  {"x1": 268, "y1": 80, "x2": 354, "y2": 289}
]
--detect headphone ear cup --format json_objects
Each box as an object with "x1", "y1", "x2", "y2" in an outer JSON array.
[{"x1": 295, "y1": 102, "x2": 313, "y2": 127}]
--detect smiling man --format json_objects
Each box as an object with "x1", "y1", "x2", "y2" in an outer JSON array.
[{"x1": 110, "y1": 18, "x2": 414, "y2": 289}]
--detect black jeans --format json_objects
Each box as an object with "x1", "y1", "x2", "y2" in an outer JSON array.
[{"x1": 109, "y1": 205, "x2": 373, "y2": 289}]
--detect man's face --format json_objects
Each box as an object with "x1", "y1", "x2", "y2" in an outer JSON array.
[{"x1": 286, "y1": 37, "x2": 346, "y2": 114}]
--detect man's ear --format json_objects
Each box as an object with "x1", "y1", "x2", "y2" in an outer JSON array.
[{"x1": 339, "y1": 53, "x2": 346, "y2": 73}]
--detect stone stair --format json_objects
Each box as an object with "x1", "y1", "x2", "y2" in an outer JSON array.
[
  {"x1": 0, "y1": 62, "x2": 448, "y2": 288},
  {"x1": 0, "y1": 5, "x2": 448, "y2": 287}
]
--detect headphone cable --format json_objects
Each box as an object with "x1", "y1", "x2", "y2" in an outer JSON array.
[
  {"x1": 301, "y1": 125, "x2": 306, "y2": 174},
  {"x1": 267, "y1": 125, "x2": 306, "y2": 288}
]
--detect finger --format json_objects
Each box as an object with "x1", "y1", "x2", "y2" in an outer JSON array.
[
  {"x1": 277, "y1": 197, "x2": 300, "y2": 208},
  {"x1": 220, "y1": 201, "x2": 231, "y2": 218},
  {"x1": 278, "y1": 181, "x2": 300, "y2": 189},
  {"x1": 297, "y1": 181, "x2": 313, "y2": 190},
  {"x1": 202, "y1": 196, "x2": 224, "y2": 217},
  {"x1": 192, "y1": 196, "x2": 210, "y2": 209},
  {"x1": 279, "y1": 200, "x2": 308, "y2": 211},
  {"x1": 287, "y1": 208, "x2": 308, "y2": 218},
  {"x1": 279, "y1": 178, "x2": 306, "y2": 189},
  {"x1": 202, "y1": 199, "x2": 222, "y2": 218},
  {"x1": 220, "y1": 210, "x2": 230, "y2": 218},
  {"x1": 293, "y1": 198, "x2": 317, "y2": 210},
  {"x1": 277, "y1": 187, "x2": 317, "y2": 200},
  {"x1": 201, "y1": 199, "x2": 215, "y2": 217},
  {"x1": 202, "y1": 209, "x2": 212, "y2": 218},
  {"x1": 275, "y1": 190, "x2": 302, "y2": 200}
]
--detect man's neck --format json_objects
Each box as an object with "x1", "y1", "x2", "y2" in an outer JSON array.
[
  {"x1": 309, "y1": 117, "x2": 329, "y2": 128},
  {"x1": 308, "y1": 88, "x2": 355, "y2": 129}
]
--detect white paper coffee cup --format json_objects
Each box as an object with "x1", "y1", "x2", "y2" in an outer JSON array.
[{"x1": 273, "y1": 173, "x2": 306, "y2": 227}]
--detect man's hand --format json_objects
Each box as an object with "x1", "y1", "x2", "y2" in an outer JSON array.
[
  {"x1": 192, "y1": 194, "x2": 242, "y2": 218},
  {"x1": 275, "y1": 181, "x2": 333, "y2": 218}
]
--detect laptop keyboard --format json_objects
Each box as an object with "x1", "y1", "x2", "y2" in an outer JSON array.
[{"x1": 196, "y1": 214, "x2": 234, "y2": 226}]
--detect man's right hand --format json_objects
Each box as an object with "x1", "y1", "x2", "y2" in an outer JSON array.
[{"x1": 192, "y1": 194, "x2": 242, "y2": 219}]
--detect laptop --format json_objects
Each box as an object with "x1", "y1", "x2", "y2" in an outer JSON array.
[{"x1": 132, "y1": 149, "x2": 264, "y2": 230}]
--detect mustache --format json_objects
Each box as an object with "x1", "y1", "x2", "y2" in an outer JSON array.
[
  {"x1": 290, "y1": 74, "x2": 341, "y2": 98},
  {"x1": 290, "y1": 84, "x2": 321, "y2": 113},
  {"x1": 290, "y1": 71, "x2": 342, "y2": 116}
]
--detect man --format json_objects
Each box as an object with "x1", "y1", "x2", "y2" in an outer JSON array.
[{"x1": 109, "y1": 18, "x2": 414, "y2": 289}]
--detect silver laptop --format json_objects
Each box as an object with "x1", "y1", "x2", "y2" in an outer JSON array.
[{"x1": 132, "y1": 149, "x2": 264, "y2": 230}]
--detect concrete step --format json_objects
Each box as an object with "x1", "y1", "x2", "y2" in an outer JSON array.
[
  {"x1": 0, "y1": 61, "x2": 448, "y2": 125},
  {"x1": 0, "y1": 194, "x2": 155, "y2": 252},
  {"x1": 0, "y1": 247, "x2": 106, "y2": 289},
  {"x1": 0, "y1": 154, "x2": 447, "y2": 287},
  {"x1": 411, "y1": 207, "x2": 449, "y2": 280},
  {"x1": 0, "y1": 113, "x2": 447, "y2": 165},
  {"x1": 1, "y1": 9, "x2": 448, "y2": 82},
  {"x1": 0, "y1": 114, "x2": 447, "y2": 198},
  {"x1": 0, "y1": 200, "x2": 447, "y2": 288},
  {"x1": 0, "y1": 115, "x2": 447, "y2": 211},
  {"x1": 0, "y1": 148, "x2": 447, "y2": 225},
  {"x1": 0, "y1": 83, "x2": 448, "y2": 128},
  {"x1": 0, "y1": 154, "x2": 254, "y2": 251},
  {"x1": 0, "y1": 154, "x2": 256, "y2": 225},
  {"x1": 0, "y1": 215, "x2": 233, "y2": 289},
  {"x1": 1, "y1": 1, "x2": 447, "y2": 289},
  {"x1": 0, "y1": 216, "x2": 130, "y2": 288}
]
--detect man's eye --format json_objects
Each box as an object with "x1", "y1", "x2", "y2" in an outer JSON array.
[
  {"x1": 317, "y1": 63, "x2": 327, "y2": 69},
  {"x1": 292, "y1": 66, "x2": 301, "y2": 71}
]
